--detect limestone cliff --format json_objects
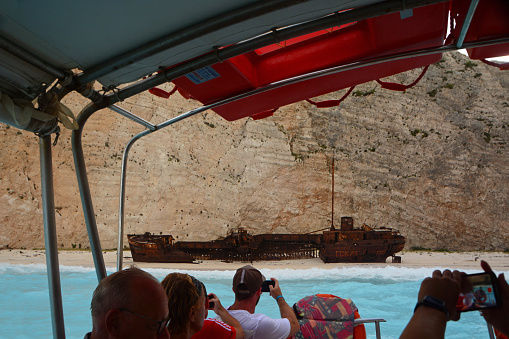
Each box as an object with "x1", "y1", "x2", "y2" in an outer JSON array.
[{"x1": 1, "y1": 51, "x2": 508, "y2": 251}]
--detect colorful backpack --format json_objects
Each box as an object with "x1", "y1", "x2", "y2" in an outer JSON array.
[{"x1": 292, "y1": 294, "x2": 366, "y2": 339}]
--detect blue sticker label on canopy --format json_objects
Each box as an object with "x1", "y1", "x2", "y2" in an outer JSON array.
[{"x1": 185, "y1": 66, "x2": 220, "y2": 84}]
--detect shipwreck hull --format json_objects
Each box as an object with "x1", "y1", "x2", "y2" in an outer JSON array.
[
  {"x1": 127, "y1": 234, "x2": 194, "y2": 263},
  {"x1": 319, "y1": 240, "x2": 406, "y2": 263},
  {"x1": 127, "y1": 218, "x2": 405, "y2": 263},
  {"x1": 175, "y1": 245, "x2": 254, "y2": 262},
  {"x1": 318, "y1": 217, "x2": 406, "y2": 263},
  {"x1": 252, "y1": 233, "x2": 321, "y2": 260}
]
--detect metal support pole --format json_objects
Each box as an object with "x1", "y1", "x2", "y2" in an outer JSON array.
[
  {"x1": 108, "y1": 105, "x2": 157, "y2": 131},
  {"x1": 456, "y1": 0, "x2": 479, "y2": 49},
  {"x1": 116, "y1": 136, "x2": 138, "y2": 271},
  {"x1": 71, "y1": 103, "x2": 107, "y2": 282},
  {"x1": 487, "y1": 322, "x2": 495, "y2": 339},
  {"x1": 375, "y1": 321, "x2": 381, "y2": 339},
  {"x1": 39, "y1": 134, "x2": 65, "y2": 339},
  {"x1": 331, "y1": 151, "x2": 335, "y2": 230}
]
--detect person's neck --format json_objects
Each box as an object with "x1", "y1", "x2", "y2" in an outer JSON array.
[{"x1": 230, "y1": 299, "x2": 256, "y2": 314}]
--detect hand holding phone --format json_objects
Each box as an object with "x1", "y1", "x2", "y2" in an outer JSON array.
[
  {"x1": 261, "y1": 280, "x2": 275, "y2": 292},
  {"x1": 207, "y1": 294, "x2": 215, "y2": 310}
]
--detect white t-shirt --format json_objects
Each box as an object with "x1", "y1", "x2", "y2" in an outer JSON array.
[{"x1": 219, "y1": 310, "x2": 291, "y2": 339}]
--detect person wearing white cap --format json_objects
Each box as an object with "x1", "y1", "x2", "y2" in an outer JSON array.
[{"x1": 218, "y1": 265, "x2": 299, "y2": 339}]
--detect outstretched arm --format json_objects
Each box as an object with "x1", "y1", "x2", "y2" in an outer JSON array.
[
  {"x1": 400, "y1": 269, "x2": 462, "y2": 339},
  {"x1": 269, "y1": 278, "x2": 300, "y2": 337}
]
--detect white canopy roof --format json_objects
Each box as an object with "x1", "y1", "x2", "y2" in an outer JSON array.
[
  {"x1": 0, "y1": 0, "x2": 507, "y2": 126},
  {"x1": 0, "y1": 0, "x2": 388, "y2": 97}
]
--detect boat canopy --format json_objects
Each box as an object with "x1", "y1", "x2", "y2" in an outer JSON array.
[
  {"x1": 1, "y1": 0, "x2": 508, "y2": 129},
  {"x1": 1, "y1": 0, "x2": 508, "y2": 338},
  {"x1": 0, "y1": 0, "x2": 401, "y2": 98}
]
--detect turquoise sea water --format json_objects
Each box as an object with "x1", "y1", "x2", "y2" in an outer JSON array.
[{"x1": 0, "y1": 264, "x2": 504, "y2": 338}]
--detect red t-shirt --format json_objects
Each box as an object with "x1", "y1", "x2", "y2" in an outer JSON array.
[{"x1": 192, "y1": 318, "x2": 236, "y2": 339}]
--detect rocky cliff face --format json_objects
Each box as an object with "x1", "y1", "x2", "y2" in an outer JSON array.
[{"x1": 1, "y1": 52, "x2": 508, "y2": 251}]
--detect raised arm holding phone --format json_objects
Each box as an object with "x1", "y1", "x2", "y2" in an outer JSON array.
[
  {"x1": 267, "y1": 277, "x2": 300, "y2": 335},
  {"x1": 222, "y1": 265, "x2": 300, "y2": 339},
  {"x1": 400, "y1": 261, "x2": 508, "y2": 339}
]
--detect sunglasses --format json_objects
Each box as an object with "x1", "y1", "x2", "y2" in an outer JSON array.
[{"x1": 120, "y1": 308, "x2": 171, "y2": 334}]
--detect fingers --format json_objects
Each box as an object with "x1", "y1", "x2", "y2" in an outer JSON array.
[
  {"x1": 209, "y1": 293, "x2": 220, "y2": 306},
  {"x1": 442, "y1": 269, "x2": 452, "y2": 277},
  {"x1": 209, "y1": 293, "x2": 219, "y2": 303},
  {"x1": 431, "y1": 270, "x2": 461, "y2": 282},
  {"x1": 481, "y1": 260, "x2": 493, "y2": 274},
  {"x1": 432, "y1": 270, "x2": 443, "y2": 278},
  {"x1": 499, "y1": 273, "x2": 508, "y2": 288},
  {"x1": 269, "y1": 278, "x2": 283, "y2": 299},
  {"x1": 452, "y1": 270, "x2": 463, "y2": 282}
]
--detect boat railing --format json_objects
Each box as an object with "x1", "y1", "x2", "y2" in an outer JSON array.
[{"x1": 353, "y1": 318, "x2": 386, "y2": 339}]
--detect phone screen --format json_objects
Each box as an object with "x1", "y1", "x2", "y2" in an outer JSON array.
[{"x1": 457, "y1": 272, "x2": 500, "y2": 312}]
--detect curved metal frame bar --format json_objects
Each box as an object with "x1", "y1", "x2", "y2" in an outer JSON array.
[
  {"x1": 116, "y1": 107, "x2": 208, "y2": 269},
  {"x1": 71, "y1": 103, "x2": 107, "y2": 282}
]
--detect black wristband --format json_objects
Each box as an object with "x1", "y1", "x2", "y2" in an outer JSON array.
[{"x1": 414, "y1": 295, "x2": 449, "y2": 320}]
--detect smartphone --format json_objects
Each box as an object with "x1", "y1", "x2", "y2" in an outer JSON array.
[
  {"x1": 261, "y1": 280, "x2": 275, "y2": 292},
  {"x1": 457, "y1": 272, "x2": 501, "y2": 312},
  {"x1": 207, "y1": 294, "x2": 215, "y2": 309}
]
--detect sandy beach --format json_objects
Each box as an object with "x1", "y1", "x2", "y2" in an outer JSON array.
[{"x1": 0, "y1": 249, "x2": 508, "y2": 272}]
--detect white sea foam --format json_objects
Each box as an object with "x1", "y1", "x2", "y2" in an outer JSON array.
[
  {"x1": 144, "y1": 265, "x2": 494, "y2": 282},
  {"x1": 1, "y1": 263, "x2": 503, "y2": 281},
  {"x1": 0, "y1": 263, "x2": 48, "y2": 274}
]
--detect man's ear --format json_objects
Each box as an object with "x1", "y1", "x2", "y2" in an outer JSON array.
[
  {"x1": 256, "y1": 287, "x2": 262, "y2": 296},
  {"x1": 105, "y1": 309, "x2": 122, "y2": 336}
]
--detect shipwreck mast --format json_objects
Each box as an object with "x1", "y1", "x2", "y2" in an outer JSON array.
[{"x1": 331, "y1": 150, "x2": 335, "y2": 231}]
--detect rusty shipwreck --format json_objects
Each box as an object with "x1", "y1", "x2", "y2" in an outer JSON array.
[{"x1": 127, "y1": 216, "x2": 405, "y2": 263}]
